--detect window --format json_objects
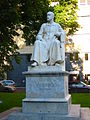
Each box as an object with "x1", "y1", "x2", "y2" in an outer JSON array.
[
  {"x1": 85, "y1": 54, "x2": 88, "y2": 60},
  {"x1": 75, "y1": 53, "x2": 78, "y2": 61},
  {"x1": 80, "y1": 0, "x2": 86, "y2": 4},
  {"x1": 79, "y1": 0, "x2": 90, "y2": 5},
  {"x1": 80, "y1": 0, "x2": 85, "y2": 3},
  {"x1": 70, "y1": 53, "x2": 79, "y2": 61},
  {"x1": 70, "y1": 53, "x2": 73, "y2": 61},
  {"x1": 87, "y1": 0, "x2": 90, "y2": 4}
]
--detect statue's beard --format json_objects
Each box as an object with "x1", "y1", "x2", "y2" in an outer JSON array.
[{"x1": 47, "y1": 19, "x2": 53, "y2": 23}]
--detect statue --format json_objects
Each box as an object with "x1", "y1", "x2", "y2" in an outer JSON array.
[{"x1": 31, "y1": 11, "x2": 66, "y2": 67}]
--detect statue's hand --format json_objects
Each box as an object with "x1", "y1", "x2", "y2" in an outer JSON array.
[
  {"x1": 54, "y1": 32, "x2": 61, "y2": 38},
  {"x1": 36, "y1": 35, "x2": 43, "y2": 41},
  {"x1": 36, "y1": 39, "x2": 43, "y2": 41}
]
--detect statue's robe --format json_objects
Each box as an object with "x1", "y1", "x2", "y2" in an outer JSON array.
[{"x1": 31, "y1": 22, "x2": 66, "y2": 66}]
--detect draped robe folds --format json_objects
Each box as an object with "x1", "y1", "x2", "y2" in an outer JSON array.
[{"x1": 31, "y1": 22, "x2": 66, "y2": 66}]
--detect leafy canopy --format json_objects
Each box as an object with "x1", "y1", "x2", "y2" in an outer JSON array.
[
  {"x1": 54, "y1": 0, "x2": 79, "y2": 35},
  {"x1": 0, "y1": 0, "x2": 79, "y2": 78},
  {"x1": 0, "y1": 0, "x2": 21, "y2": 78},
  {"x1": 0, "y1": 0, "x2": 51, "y2": 78},
  {"x1": 20, "y1": 0, "x2": 51, "y2": 44}
]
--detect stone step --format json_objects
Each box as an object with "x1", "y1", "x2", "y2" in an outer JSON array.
[
  {"x1": 8, "y1": 105, "x2": 81, "y2": 120},
  {"x1": 80, "y1": 107, "x2": 90, "y2": 120},
  {"x1": 0, "y1": 107, "x2": 90, "y2": 120}
]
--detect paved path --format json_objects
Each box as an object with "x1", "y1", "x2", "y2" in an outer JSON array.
[
  {"x1": 15, "y1": 87, "x2": 25, "y2": 93},
  {"x1": 80, "y1": 107, "x2": 90, "y2": 120},
  {"x1": 0, "y1": 107, "x2": 90, "y2": 120},
  {"x1": 0, "y1": 107, "x2": 21, "y2": 120}
]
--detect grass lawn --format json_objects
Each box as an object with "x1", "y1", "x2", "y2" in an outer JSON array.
[
  {"x1": 0, "y1": 92, "x2": 25, "y2": 113},
  {"x1": 0, "y1": 92, "x2": 90, "y2": 113},
  {"x1": 71, "y1": 93, "x2": 90, "y2": 108}
]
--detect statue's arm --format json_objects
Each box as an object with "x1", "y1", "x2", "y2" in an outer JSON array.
[
  {"x1": 36, "y1": 24, "x2": 44, "y2": 41},
  {"x1": 58, "y1": 24, "x2": 66, "y2": 62},
  {"x1": 58, "y1": 24, "x2": 66, "y2": 43}
]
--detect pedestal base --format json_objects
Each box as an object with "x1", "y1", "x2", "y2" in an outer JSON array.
[
  {"x1": 8, "y1": 66, "x2": 81, "y2": 120},
  {"x1": 8, "y1": 105, "x2": 80, "y2": 120},
  {"x1": 22, "y1": 94, "x2": 71, "y2": 115}
]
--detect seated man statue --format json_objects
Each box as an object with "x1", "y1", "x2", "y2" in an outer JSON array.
[{"x1": 31, "y1": 11, "x2": 66, "y2": 67}]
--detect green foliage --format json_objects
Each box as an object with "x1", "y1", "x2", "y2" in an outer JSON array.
[
  {"x1": 0, "y1": 0, "x2": 52, "y2": 78},
  {"x1": 54, "y1": 0, "x2": 79, "y2": 35},
  {"x1": 0, "y1": 0, "x2": 79, "y2": 77},
  {"x1": 71, "y1": 93, "x2": 90, "y2": 108},
  {"x1": 19, "y1": 0, "x2": 51, "y2": 44},
  {"x1": 0, "y1": 0, "x2": 21, "y2": 78}
]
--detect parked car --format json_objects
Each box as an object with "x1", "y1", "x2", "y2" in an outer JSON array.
[
  {"x1": 69, "y1": 81, "x2": 90, "y2": 93},
  {"x1": 1, "y1": 80, "x2": 16, "y2": 86},
  {"x1": 0, "y1": 81, "x2": 16, "y2": 92}
]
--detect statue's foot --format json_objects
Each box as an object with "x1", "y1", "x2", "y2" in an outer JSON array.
[
  {"x1": 55, "y1": 63, "x2": 61, "y2": 66},
  {"x1": 55, "y1": 60, "x2": 64, "y2": 66},
  {"x1": 55, "y1": 60, "x2": 64, "y2": 65},
  {"x1": 40, "y1": 62, "x2": 47, "y2": 66},
  {"x1": 31, "y1": 62, "x2": 38, "y2": 67},
  {"x1": 60, "y1": 60, "x2": 64, "y2": 64}
]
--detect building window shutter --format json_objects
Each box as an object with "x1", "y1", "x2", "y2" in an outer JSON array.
[
  {"x1": 70, "y1": 53, "x2": 73, "y2": 61},
  {"x1": 85, "y1": 54, "x2": 88, "y2": 60},
  {"x1": 75, "y1": 53, "x2": 78, "y2": 61},
  {"x1": 87, "y1": 0, "x2": 90, "y2": 4}
]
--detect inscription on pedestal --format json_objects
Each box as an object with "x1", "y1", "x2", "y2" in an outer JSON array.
[
  {"x1": 26, "y1": 76, "x2": 68, "y2": 99},
  {"x1": 35, "y1": 78, "x2": 60, "y2": 90}
]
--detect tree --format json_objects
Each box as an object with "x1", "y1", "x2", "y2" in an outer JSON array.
[
  {"x1": 0, "y1": 0, "x2": 79, "y2": 78},
  {"x1": 54, "y1": 0, "x2": 79, "y2": 35},
  {"x1": 20, "y1": 0, "x2": 79, "y2": 44},
  {"x1": 20, "y1": 0, "x2": 51, "y2": 44},
  {"x1": 0, "y1": 0, "x2": 51, "y2": 78},
  {"x1": 53, "y1": 0, "x2": 82, "y2": 73},
  {"x1": 0, "y1": 0, "x2": 21, "y2": 78}
]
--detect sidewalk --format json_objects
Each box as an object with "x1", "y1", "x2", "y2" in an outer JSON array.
[{"x1": 15, "y1": 87, "x2": 25, "y2": 93}]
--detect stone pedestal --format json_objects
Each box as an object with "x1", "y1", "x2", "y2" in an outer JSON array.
[{"x1": 8, "y1": 66, "x2": 80, "y2": 120}]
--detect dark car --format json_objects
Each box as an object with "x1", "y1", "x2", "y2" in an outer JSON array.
[
  {"x1": 0, "y1": 81, "x2": 16, "y2": 92},
  {"x1": 1, "y1": 80, "x2": 16, "y2": 87},
  {"x1": 69, "y1": 81, "x2": 90, "y2": 93}
]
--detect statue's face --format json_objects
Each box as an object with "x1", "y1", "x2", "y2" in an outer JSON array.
[{"x1": 47, "y1": 12, "x2": 54, "y2": 22}]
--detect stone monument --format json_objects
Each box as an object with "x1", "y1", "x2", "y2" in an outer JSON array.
[
  {"x1": 31, "y1": 11, "x2": 66, "y2": 70},
  {"x1": 8, "y1": 11, "x2": 81, "y2": 120}
]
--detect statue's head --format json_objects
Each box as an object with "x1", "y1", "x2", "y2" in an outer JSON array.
[{"x1": 47, "y1": 11, "x2": 54, "y2": 22}]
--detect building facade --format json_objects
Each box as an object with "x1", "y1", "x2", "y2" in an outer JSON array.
[
  {"x1": 69, "y1": 0, "x2": 90, "y2": 84},
  {"x1": 7, "y1": 46, "x2": 33, "y2": 86}
]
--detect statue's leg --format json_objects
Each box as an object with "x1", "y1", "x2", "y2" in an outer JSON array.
[
  {"x1": 31, "y1": 40, "x2": 48, "y2": 65},
  {"x1": 48, "y1": 39, "x2": 62, "y2": 65}
]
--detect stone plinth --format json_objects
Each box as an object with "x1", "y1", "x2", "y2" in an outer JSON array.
[
  {"x1": 22, "y1": 95, "x2": 71, "y2": 115},
  {"x1": 25, "y1": 66, "x2": 69, "y2": 99},
  {"x1": 22, "y1": 66, "x2": 71, "y2": 115},
  {"x1": 8, "y1": 105, "x2": 80, "y2": 120},
  {"x1": 8, "y1": 66, "x2": 81, "y2": 120}
]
